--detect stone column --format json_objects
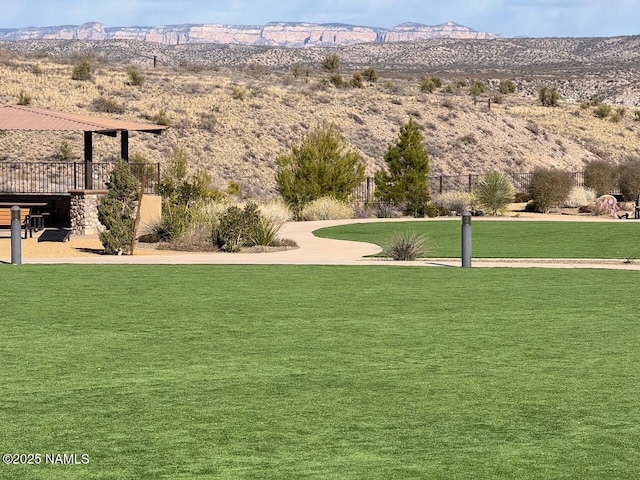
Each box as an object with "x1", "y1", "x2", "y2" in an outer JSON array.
[{"x1": 69, "y1": 189, "x2": 108, "y2": 235}]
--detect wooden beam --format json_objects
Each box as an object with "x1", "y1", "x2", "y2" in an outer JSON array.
[{"x1": 84, "y1": 131, "x2": 93, "y2": 190}]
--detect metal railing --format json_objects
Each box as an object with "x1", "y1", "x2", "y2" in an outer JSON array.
[
  {"x1": 0, "y1": 162, "x2": 160, "y2": 194},
  {"x1": 356, "y1": 171, "x2": 588, "y2": 202}
]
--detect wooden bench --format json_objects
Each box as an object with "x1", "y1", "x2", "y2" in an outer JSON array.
[{"x1": 0, "y1": 208, "x2": 34, "y2": 238}]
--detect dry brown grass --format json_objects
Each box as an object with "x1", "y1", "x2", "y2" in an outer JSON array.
[{"x1": 0, "y1": 49, "x2": 638, "y2": 198}]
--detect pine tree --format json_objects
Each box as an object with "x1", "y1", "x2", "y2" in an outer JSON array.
[
  {"x1": 276, "y1": 123, "x2": 365, "y2": 215},
  {"x1": 375, "y1": 118, "x2": 430, "y2": 217},
  {"x1": 98, "y1": 159, "x2": 139, "y2": 255}
]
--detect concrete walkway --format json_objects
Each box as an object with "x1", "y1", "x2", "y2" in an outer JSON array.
[{"x1": 9, "y1": 216, "x2": 640, "y2": 270}]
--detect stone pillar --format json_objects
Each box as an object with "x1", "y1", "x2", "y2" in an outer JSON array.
[{"x1": 69, "y1": 190, "x2": 108, "y2": 235}]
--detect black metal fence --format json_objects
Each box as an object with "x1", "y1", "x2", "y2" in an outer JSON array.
[
  {"x1": 356, "y1": 171, "x2": 588, "y2": 202},
  {"x1": 0, "y1": 162, "x2": 160, "y2": 194}
]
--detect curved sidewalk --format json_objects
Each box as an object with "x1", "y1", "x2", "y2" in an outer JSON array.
[{"x1": 5, "y1": 216, "x2": 640, "y2": 270}]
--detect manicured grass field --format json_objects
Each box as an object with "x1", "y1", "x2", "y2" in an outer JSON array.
[
  {"x1": 2, "y1": 265, "x2": 640, "y2": 479},
  {"x1": 314, "y1": 220, "x2": 640, "y2": 258}
]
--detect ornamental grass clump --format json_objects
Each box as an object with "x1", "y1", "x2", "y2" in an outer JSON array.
[
  {"x1": 300, "y1": 196, "x2": 354, "y2": 221},
  {"x1": 433, "y1": 191, "x2": 474, "y2": 215},
  {"x1": 474, "y1": 170, "x2": 515, "y2": 216},
  {"x1": 385, "y1": 232, "x2": 427, "y2": 261}
]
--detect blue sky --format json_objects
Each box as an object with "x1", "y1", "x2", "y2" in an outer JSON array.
[{"x1": 1, "y1": 0, "x2": 638, "y2": 38}]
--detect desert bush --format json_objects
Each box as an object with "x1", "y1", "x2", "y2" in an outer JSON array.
[
  {"x1": 499, "y1": 79, "x2": 516, "y2": 94},
  {"x1": 362, "y1": 67, "x2": 378, "y2": 82},
  {"x1": 374, "y1": 202, "x2": 402, "y2": 218},
  {"x1": 433, "y1": 191, "x2": 474, "y2": 214},
  {"x1": 213, "y1": 202, "x2": 262, "y2": 252},
  {"x1": 300, "y1": 196, "x2": 354, "y2": 221},
  {"x1": 456, "y1": 79, "x2": 468, "y2": 88},
  {"x1": 420, "y1": 76, "x2": 436, "y2": 93},
  {"x1": 322, "y1": 53, "x2": 340, "y2": 73},
  {"x1": 470, "y1": 80, "x2": 488, "y2": 96},
  {"x1": 150, "y1": 109, "x2": 172, "y2": 126},
  {"x1": 385, "y1": 233, "x2": 426, "y2": 261},
  {"x1": 584, "y1": 160, "x2": 617, "y2": 196},
  {"x1": 276, "y1": 123, "x2": 365, "y2": 214},
  {"x1": 249, "y1": 217, "x2": 282, "y2": 247},
  {"x1": 564, "y1": 187, "x2": 597, "y2": 208},
  {"x1": 618, "y1": 160, "x2": 640, "y2": 201},
  {"x1": 126, "y1": 67, "x2": 146, "y2": 86},
  {"x1": 594, "y1": 103, "x2": 612, "y2": 119},
  {"x1": 17, "y1": 90, "x2": 32, "y2": 106},
  {"x1": 291, "y1": 65, "x2": 309, "y2": 78},
  {"x1": 375, "y1": 118, "x2": 430, "y2": 217},
  {"x1": 350, "y1": 72, "x2": 364, "y2": 88},
  {"x1": 232, "y1": 85, "x2": 247, "y2": 100},
  {"x1": 71, "y1": 58, "x2": 93, "y2": 81},
  {"x1": 329, "y1": 74, "x2": 347, "y2": 88},
  {"x1": 610, "y1": 107, "x2": 625, "y2": 123},
  {"x1": 539, "y1": 86, "x2": 560, "y2": 106},
  {"x1": 31, "y1": 63, "x2": 44, "y2": 75},
  {"x1": 634, "y1": 110, "x2": 640, "y2": 121},
  {"x1": 57, "y1": 140, "x2": 74, "y2": 160},
  {"x1": 259, "y1": 201, "x2": 293, "y2": 226},
  {"x1": 474, "y1": 170, "x2": 515, "y2": 215},
  {"x1": 528, "y1": 168, "x2": 572, "y2": 212},
  {"x1": 92, "y1": 96, "x2": 125, "y2": 114}
]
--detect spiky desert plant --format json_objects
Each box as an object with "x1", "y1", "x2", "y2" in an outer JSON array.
[
  {"x1": 474, "y1": 170, "x2": 515, "y2": 216},
  {"x1": 385, "y1": 232, "x2": 426, "y2": 261}
]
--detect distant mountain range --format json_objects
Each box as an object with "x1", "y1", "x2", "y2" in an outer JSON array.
[{"x1": 0, "y1": 21, "x2": 498, "y2": 47}]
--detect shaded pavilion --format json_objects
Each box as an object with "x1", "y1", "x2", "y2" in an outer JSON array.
[{"x1": 0, "y1": 105, "x2": 167, "y2": 189}]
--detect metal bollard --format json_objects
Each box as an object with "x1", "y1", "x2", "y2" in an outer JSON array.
[
  {"x1": 11, "y1": 206, "x2": 22, "y2": 265},
  {"x1": 461, "y1": 211, "x2": 472, "y2": 268}
]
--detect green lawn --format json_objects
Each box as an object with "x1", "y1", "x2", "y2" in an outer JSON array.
[
  {"x1": 314, "y1": 220, "x2": 640, "y2": 258},
  {"x1": 1, "y1": 265, "x2": 640, "y2": 479}
]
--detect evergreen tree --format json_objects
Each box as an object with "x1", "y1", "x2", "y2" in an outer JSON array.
[
  {"x1": 98, "y1": 159, "x2": 139, "y2": 255},
  {"x1": 375, "y1": 118, "x2": 430, "y2": 216},
  {"x1": 276, "y1": 123, "x2": 365, "y2": 215}
]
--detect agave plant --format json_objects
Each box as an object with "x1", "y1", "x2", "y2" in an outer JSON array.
[{"x1": 474, "y1": 170, "x2": 515, "y2": 216}]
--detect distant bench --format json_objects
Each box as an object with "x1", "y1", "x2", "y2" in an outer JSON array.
[{"x1": 0, "y1": 208, "x2": 34, "y2": 238}]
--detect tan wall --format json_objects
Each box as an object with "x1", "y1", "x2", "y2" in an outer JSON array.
[{"x1": 139, "y1": 194, "x2": 162, "y2": 235}]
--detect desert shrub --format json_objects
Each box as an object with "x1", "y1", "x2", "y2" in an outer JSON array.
[
  {"x1": 300, "y1": 196, "x2": 354, "y2": 221},
  {"x1": 97, "y1": 160, "x2": 139, "y2": 254},
  {"x1": 213, "y1": 202, "x2": 261, "y2": 252},
  {"x1": 474, "y1": 170, "x2": 515, "y2": 215},
  {"x1": 362, "y1": 67, "x2": 378, "y2": 82},
  {"x1": 610, "y1": 107, "x2": 625, "y2": 123},
  {"x1": 420, "y1": 76, "x2": 436, "y2": 93},
  {"x1": 456, "y1": 79, "x2": 468, "y2": 88},
  {"x1": 92, "y1": 96, "x2": 125, "y2": 114},
  {"x1": 564, "y1": 187, "x2": 597, "y2": 208},
  {"x1": 259, "y1": 201, "x2": 293, "y2": 225},
  {"x1": 634, "y1": 110, "x2": 640, "y2": 121},
  {"x1": 71, "y1": 58, "x2": 93, "y2": 81},
  {"x1": 232, "y1": 85, "x2": 247, "y2": 100},
  {"x1": 594, "y1": 103, "x2": 612, "y2": 119},
  {"x1": 291, "y1": 65, "x2": 309, "y2": 78},
  {"x1": 499, "y1": 79, "x2": 516, "y2": 94},
  {"x1": 375, "y1": 118, "x2": 430, "y2": 217},
  {"x1": 385, "y1": 233, "x2": 425, "y2": 261},
  {"x1": 584, "y1": 160, "x2": 617, "y2": 196},
  {"x1": 276, "y1": 123, "x2": 365, "y2": 214},
  {"x1": 17, "y1": 90, "x2": 32, "y2": 106},
  {"x1": 249, "y1": 217, "x2": 282, "y2": 247},
  {"x1": 127, "y1": 67, "x2": 146, "y2": 86},
  {"x1": 150, "y1": 109, "x2": 172, "y2": 126},
  {"x1": 31, "y1": 63, "x2": 44, "y2": 75},
  {"x1": 374, "y1": 202, "x2": 402, "y2": 218},
  {"x1": 57, "y1": 140, "x2": 74, "y2": 160},
  {"x1": 351, "y1": 72, "x2": 364, "y2": 88},
  {"x1": 618, "y1": 160, "x2": 640, "y2": 201},
  {"x1": 433, "y1": 191, "x2": 474, "y2": 214},
  {"x1": 329, "y1": 74, "x2": 347, "y2": 88},
  {"x1": 539, "y1": 86, "x2": 560, "y2": 106},
  {"x1": 470, "y1": 80, "x2": 488, "y2": 96},
  {"x1": 527, "y1": 168, "x2": 572, "y2": 212},
  {"x1": 322, "y1": 53, "x2": 340, "y2": 73}
]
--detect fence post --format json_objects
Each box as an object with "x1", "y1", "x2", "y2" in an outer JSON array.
[
  {"x1": 439, "y1": 175, "x2": 443, "y2": 195},
  {"x1": 468, "y1": 174, "x2": 473, "y2": 193}
]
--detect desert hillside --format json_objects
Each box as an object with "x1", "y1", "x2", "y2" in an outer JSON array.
[{"x1": 0, "y1": 38, "x2": 639, "y2": 198}]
